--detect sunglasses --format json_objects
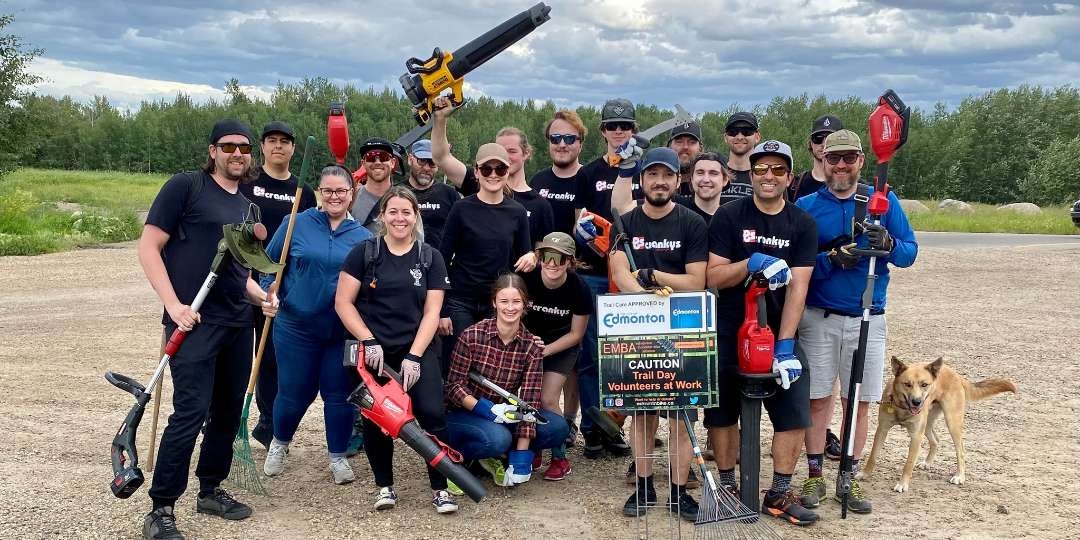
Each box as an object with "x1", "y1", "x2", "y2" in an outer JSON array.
[
  {"x1": 725, "y1": 127, "x2": 757, "y2": 137},
  {"x1": 477, "y1": 163, "x2": 509, "y2": 177},
  {"x1": 752, "y1": 163, "x2": 790, "y2": 177},
  {"x1": 539, "y1": 250, "x2": 568, "y2": 265},
  {"x1": 603, "y1": 121, "x2": 635, "y2": 132},
  {"x1": 548, "y1": 133, "x2": 580, "y2": 145},
  {"x1": 824, "y1": 153, "x2": 861, "y2": 165},
  {"x1": 363, "y1": 150, "x2": 394, "y2": 163},
  {"x1": 318, "y1": 187, "x2": 352, "y2": 198},
  {"x1": 811, "y1": 133, "x2": 829, "y2": 145},
  {"x1": 215, "y1": 143, "x2": 253, "y2": 155},
  {"x1": 415, "y1": 158, "x2": 436, "y2": 168}
]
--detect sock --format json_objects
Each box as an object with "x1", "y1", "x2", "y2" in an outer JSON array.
[
  {"x1": 767, "y1": 471, "x2": 793, "y2": 497},
  {"x1": 151, "y1": 498, "x2": 176, "y2": 512},
  {"x1": 670, "y1": 482, "x2": 686, "y2": 501},
  {"x1": 271, "y1": 437, "x2": 290, "y2": 447},
  {"x1": 851, "y1": 458, "x2": 860, "y2": 473},
  {"x1": 718, "y1": 467, "x2": 736, "y2": 487},
  {"x1": 328, "y1": 452, "x2": 346, "y2": 461},
  {"x1": 636, "y1": 474, "x2": 655, "y2": 495},
  {"x1": 552, "y1": 443, "x2": 567, "y2": 459},
  {"x1": 807, "y1": 453, "x2": 824, "y2": 478}
]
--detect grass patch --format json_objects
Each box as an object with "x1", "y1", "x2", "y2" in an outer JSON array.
[{"x1": 908, "y1": 201, "x2": 1077, "y2": 235}]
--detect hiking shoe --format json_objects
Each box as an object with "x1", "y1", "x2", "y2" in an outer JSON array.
[
  {"x1": 251, "y1": 421, "x2": 272, "y2": 450},
  {"x1": 480, "y1": 458, "x2": 510, "y2": 487},
  {"x1": 543, "y1": 457, "x2": 572, "y2": 481},
  {"x1": 445, "y1": 480, "x2": 464, "y2": 496},
  {"x1": 834, "y1": 478, "x2": 873, "y2": 514},
  {"x1": 622, "y1": 487, "x2": 658, "y2": 517},
  {"x1": 565, "y1": 419, "x2": 579, "y2": 447},
  {"x1": 625, "y1": 461, "x2": 636, "y2": 485},
  {"x1": 583, "y1": 428, "x2": 605, "y2": 459},
  {"x1": 673, "y1": 492, "x2": 699, "y2": 522},
  {"x1": 761, "y1": 489, "x2": 819, "y2": 526},
  {"x1": 825, "y1": 429, "x2": 842, "y2": 461},
  {"x1": 800, "y1": 476, "x2": 827, "y2": 508},
  {"x1": 143, "y1": 506, "x2": 184, "y2": 540},
  {"x1": 263, "y1": 440, "x2": 288, "y2": 476},
  {"x1": 603, "y1": 431, "x2": 632, "y2": 457},
  {"x1": 196, "y1": 488, "x2": 252, "y2": 520},
  {"x1": 432, "y1": 490, "x2": 458, "y2": 514},
  {"x1": 329, "y1": 457, "x2": 355, "y2": 485},
  {"x1": 686, "y1": 468, "x2": 700, "y2": 490},
  {"x1": 374, "y1": 486, "x2": 398, "y2": 511}
]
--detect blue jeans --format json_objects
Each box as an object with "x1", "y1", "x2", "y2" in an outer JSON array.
[
  {"x1": 575, "y1": 273, "x2": 607, "y2": 431},
  {"x1": 444, "y1": 408, "x2": 569, "y2": 461}
]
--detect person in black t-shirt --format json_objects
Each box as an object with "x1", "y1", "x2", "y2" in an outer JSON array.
[
  {"x1": 609, "y1": 147, "x2": 708, "y2": 522},
  {"x1": 787, "y1": 115, "x2": 842, "y2": 202},
  {"x1": 405, "y1": 139, "x2": 460, "y2": 248},
  {"x1": 531, "y1": 109, "x2": 588, "y2": 235},
  {"x1": 666, "y1": 119, "x2": 703, "y2": 197},
  {"x1": 721, "y1": 112, "x2": 761, "y2": 204},
  {"x1": 674, "y1": 151, "x2": 731, "y2": 224},
  {"x1": 137, "y1": 119, "x2": 272, "y2": 539},
  {"x1": 706, "y1": 140, "x2": 820, "y2": 527}
]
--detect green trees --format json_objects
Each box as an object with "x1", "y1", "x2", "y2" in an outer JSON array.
[{"x1": 0, "y1": 13, "x2": 43, "y2": 174}]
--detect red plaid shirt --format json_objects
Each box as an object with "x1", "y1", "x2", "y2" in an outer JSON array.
[{"x1": 446, "y1": 318, "x2": 544, "y2": 439}]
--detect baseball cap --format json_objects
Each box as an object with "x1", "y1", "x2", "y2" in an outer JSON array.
[
  {"x1": 410, "y1": 139, "x2": 433, "y2": 159},
  {"x1": 538, "y1": 232, "x2": 576, "y2": 257},
  {"x1": 600, "y1": 98, "x2": 636, "y2": 124},
  {"x1": 358, "y1": 137, "x2": 396, "y2": 156},
  {"x1": 667, "y1": 120, "x2": 701, "y2": 144},
  {"x1": 474, "y1": 143, "x2": 510, "y2": 166},
  {"x1": 261, "y1": 121, "x2": 294, "y2": 142},
  {"x1": 725, "y1": 112, "x2": 759, "y2": 131},
  {"x1": 639, "y1": 147, "x2": 680, "y2": 174},
  {"x1": 823, "y1": 129, "x2": 863, "y2": 153},
  {"x1": 749, "y1": 140, "x2": 794, "y2": 170},
  {"x1": 209, "y1": 119, "x2": 253, "y2": 144},
  {"x1": 811, "y1": 115, "x2": 842, "y2": 136}
]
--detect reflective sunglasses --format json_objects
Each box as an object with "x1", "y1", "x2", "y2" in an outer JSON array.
[
  {"x1": 603, "y1": 121, "x2": 635, "y2": 132},
  {"x1": 363, "y1": 150, "x2": 394, "y2": 163},
  {"x1": 318, "y1": 187, "x2": 352, "y2": 198},
  {"x1": 477, "y1": 163, "x2": 509, "y2": 177},
  {"x1": 824, "y1": 153, "x2": 861, "y2": 165},
  {"x1": 415, "y1": 158, "x2": 436, "y2": 168},
  {"x1": 811, "y1": 133, "x2": 829, "y2": 145},
  {"x1": 215, "y1": 142, "x2": 253, "y2": 154},
  {"x1": 725, "y1": 127, "x2": 757, "y2": 137},
  {"x1": 540, "y1": 250, "x2": 568, "y2": 265},
  {"x1": 751, "y1": 163, "x2": 790, "y2": 177},
  {"x1": 548, "y1": 133, "x2": 580, "y2": 145}
]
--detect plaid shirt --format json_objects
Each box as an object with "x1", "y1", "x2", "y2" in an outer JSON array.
[{"x1": 446, "y1": 318, "x2": 544, "y2": 439}]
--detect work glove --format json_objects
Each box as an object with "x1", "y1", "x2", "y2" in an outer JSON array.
[
  {"x1": 615, "y1": 138, "x2": 644, "y2": 177},
  {"x1": 472, "y1": 397, "x2": 520, "y2": 424},
  {"x1": 362, "y1": 338, "x2": 384, "y2": 375},
  {"x1": 747, "y1": 252, "x2": 791, "y2": 290},
  {"x1": 828, "y1": 243, "x2": 861, "y2": 270},
  {"x1": 632, "y1": 268, "x2": 673, "y2": 296},
  {"x1": 772, "y1": 338, "x2": 802, "y2": 390},
  {"x1": 575, "y1": 214, "x2": 603, "y2": 257},
  {"x1": 506, "y1": 449, "x2": 535, "y2": 485},
  {"x1": 857, "y1": 221, "x2": 895, "y2": 252},
  {"x1": 401, "y1": 353, "x2": 421, "y2": 391}
]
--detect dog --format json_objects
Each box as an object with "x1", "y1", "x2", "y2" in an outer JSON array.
[{"x1": 857, "y1": 356, "x2": 1016, "y2": 493}]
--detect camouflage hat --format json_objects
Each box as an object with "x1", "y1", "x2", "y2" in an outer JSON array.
[{"x1": 600, "y1": 98, "x2": 636, "y2": 124}]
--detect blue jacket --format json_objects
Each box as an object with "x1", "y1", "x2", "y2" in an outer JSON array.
[
  {"x1": 261, "y1": 208, "x2": 372, "y2": 337},
  {"x1": 795, "y1": 185, "x2": 918, "y2": 314}
]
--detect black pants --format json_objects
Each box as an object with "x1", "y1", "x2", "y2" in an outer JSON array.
[
  {"x1": 149, "y1": 322, "x2": 252, "y2": 506},
  {"x1": 360, "y1": 340, "x2": 448, "y2": 490},
  {"x1": 252, "y1": 307, "x2": 278, "y2": 429},
  {"x1": 442, "y1": 294, "x2": 493, "y2": 379}
]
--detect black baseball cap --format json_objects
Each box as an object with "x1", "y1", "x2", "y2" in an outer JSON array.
[
  {"x1": 667, "y1": 120, "x2": 701, "y2": 144},
  {"x1": 357, "y1": 137, "x2": 396, "y2": 156},
  {"x1": 725, "y1": 112, "x2": 759, "y2": 131},
  {"x1": 208, "y1": 119, "x2": 253, "y2": 144},
  {"x1": 261, "y1": 121, "x2": 295, "y2": 142},
  {"x1": 811, "y1": 115, "x2": 842, "y2": 136},
  {"x1": 600, "y1": 98, "x2": 636, "y2": 124}
]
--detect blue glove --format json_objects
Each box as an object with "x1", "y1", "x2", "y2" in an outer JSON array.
[
  {"x1": 471, "y1": 397, "x2": 520, "y2": 424},
  {"x1": 574, "y1": 214, "x2": 598, "y2": 245},
  {"x1": 507, "y1": 449, "x2": 534, "y2": 484},
  {"x1": 615, "y1": 138, "x2": 644, "y2": 177},
  {"x1": 772, "y1": 338, "x2": 802, "y2": 390},
  {"x1": 747, "y1": 252, "x2": 791, "y2": 290}
]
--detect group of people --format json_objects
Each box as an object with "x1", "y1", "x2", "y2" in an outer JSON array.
[{"x1": 133, "y1": 94, "x2": 917, "y2": 540}]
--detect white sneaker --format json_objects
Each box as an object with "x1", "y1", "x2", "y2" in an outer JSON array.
[
  {"x1": 329, "y1": 457, "x2": 355, "y2": 485},
  {"x1": 432, "y1": 490, "x2": 458, "y2": 514},
  {"x1": 263, "y1": 440, "x2": 289, "y2": 476},
  {"x1": 374, "y1": 486, "x2": 398, "y2": 510}
]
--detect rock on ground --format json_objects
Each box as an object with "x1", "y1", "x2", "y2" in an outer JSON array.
[
  {"x1": 938, "y1": 198, "x2": 974, "y2": 213},
  {"x1": 997, "y1": 202, "x2": 1041, "y2": 215},
  {"x1": 899, "y1": 199, "x2": 930, "y2": 214}
]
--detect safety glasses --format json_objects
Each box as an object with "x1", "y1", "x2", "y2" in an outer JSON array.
[
  {"x1": 539, "y1": 250, "x2": 568, "y2": 265},
  {"x1": 726, "y1": 127, "x2": 757, "y2": 137},
  {"x1": 811, "y1": 133, "x2": 829, "y2": 145},
  {"x1": 603, "y1": 122, "x2": 634, "y2": 132},
  {"x1": 824, "y1": 153, "x2": 861, "y2": 165},
  {"x1": 751, "y1": 163, "x2": 790, "y2": 177},
  {"x1": 363, "y1": 150, "x2": 394, "y2": 163},
  {"x1": 415, "y1": 158, "x2": 436, "y2": 168},
  {"x1": 548, "y1": 133, "x2": 580, "y2": 145},
  {"x1": 215, "y1": 142, "x2": 253, "y2": 155},
  {"x1": 477, "y1": 163, "x2": 509, "y2": 177}
]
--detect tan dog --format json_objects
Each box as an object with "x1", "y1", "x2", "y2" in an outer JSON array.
[{"x1": 857, "y1": 356, "x2": 1016, "y2": 493}]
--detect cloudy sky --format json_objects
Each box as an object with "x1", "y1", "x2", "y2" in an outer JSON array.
[{"x1": 7, "y1": 0, "x2": 1080, "y2": 113}]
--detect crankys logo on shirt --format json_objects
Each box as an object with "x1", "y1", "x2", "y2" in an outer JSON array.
[
  {"x1": 594, "y1": 181, "x2": 641, "y2": 193},
  {"x1": 632, "y1": 237, "x2": 682, "y2": 251},
  {"x1": 418, "y1": 201, "x2": 443, "y2": 211},
  {"x1": 537, "y1": 189, "x2": 576, "y2": 201},
  {"x1": 528, "y1": 302, "x2": 571, "y2": 317},
  {"x1": 742, "y1": 229, "x2": 790, "y2": 249},
  {"x1": 251, "y1": 186, "x2": 296, "y2": 202}
]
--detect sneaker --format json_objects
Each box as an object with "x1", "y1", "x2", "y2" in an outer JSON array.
[
  {"x1": 565, "y1": 419, "x2": 578, "y2": 447},
  {"x1": 673, "y1": 492, "x2": 699, "y2": 522},
  {"x1": 603, "y1": 431, "x2": 632, "y2": 457},
  {"x1": 374, "y1": 486, "x2": 398, "y2": 511},
  {"x1": 720, "y1": 482, "x2": 740, "y2": 500},
  {"x1": 624, "y1": 461, "x2": 636, "y2": 485},
  {"x1": 761, "y1": 489, "x2": 819, "y2": 526},
  {"x1": 263, "y1": 440, "x2": 288, "y2": 476},
  {"x1": 834, "y1": 478, "x2": 873, "y2": 514},
  {"x1": 432, "y1": 490, "x2": 458, "y2": 514},
  {"x1": 800, "y1": 476, "x2": 827, "y2": 508},
  {"x1": 251, "y1": 421, "x2": 272, "y2": 450},
  {"x1": 196, "y1": 488, "x2": 252, "y2": 520},
  {"x1": 329, "y1": 457, "x2": 355, "y2": 485},
  {"x1": 480, "y1": 458, "x2": 510, "y2": 487},
  {"x1": 143, "y1": 506, "x2": 184, "y2": 540},
  {"x1": 825, "y1": 429, "x2": 842, "y2": 461},
  {"x1": 583, "y1": 428, "x2": 605, "y2": 459},
  {"x1": 686, "y1": 468, "x2": 700, "y2": 490},
  {"x1": 445, "y1": 479, "x2": 464, "y2": 497},
  {"x1": 543, "y1": 457, "x2": 573, "y2": 481},
  {"x1": 622, "y1": 487, "x2": 658, "y2": 517}
]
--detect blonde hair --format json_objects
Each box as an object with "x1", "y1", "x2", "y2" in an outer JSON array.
[
  {"x1": 495, "y1": 126, "x2": 532, "y2": 157},
  {"x1": 544, "y1": 109, "x2": 587, "y2": 140}
]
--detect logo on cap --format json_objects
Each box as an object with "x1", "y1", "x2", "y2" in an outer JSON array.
[
  {"x1": 680, "y1": 122, "x2": 690, "y2": 129},
  {"x1": 823, "y1": 118, "x2": 831, "y2": 127},
  {"x1": 763, "y1": 141, "x2": 780, "y2": 152},
  {"x1": 612, "y1": 105, "x2": 625, "y2": 115}
]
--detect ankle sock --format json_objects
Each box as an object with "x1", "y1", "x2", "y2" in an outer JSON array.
[
  {"x1": 767, "y1": 471, "x2": 793, "y2": 497},
  {"x1": 329, "y1": 452, "x2": 346, "y2": 461},
  {"x1": 636, "y1": 474, "x2": 655, "y2": 495},
  {"x1": 670, "y1": 482, "x2": 686, "y2": 500},
  {"x1": 151, "y1": 498, "x2": 176, "y2": 511},
  {"x1": 718, "y1": 467, "x2": 736, "y2": 487},
  {"x1": 807, "y1": 453, "x2": 824, "y2": 478}
]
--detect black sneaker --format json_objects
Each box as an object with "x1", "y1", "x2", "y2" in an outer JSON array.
[
  {"x1": 673, "y1": 492, "x2": 699, "y2": 522},
  {"x1": 761, "y1": 489, "x2": 820, "y2": 526},
  {"x1": 622, "y1": 487, "x2": 658, "y2": 517},
  {"x1": 196, "y1": 488, "x2": 252, "y2": 520},
  {"x1": 143, "y1": 506, "x2": 184, "y2": 540},
  {"x1": 624, "y1": 461, "x2": 636, "y2": 485},
  {"x1": 825, "y1": 429, "x2": 842, "y2": 461},
  {"x1": 251, "y1": 421, "x2": 272, "y2": 450},
  {"x1": 603, "y1": 431, "x2": 632, "y2": 457},
  {"x1": 583, "y1": 428, "x2": 605, "y2": 459}
]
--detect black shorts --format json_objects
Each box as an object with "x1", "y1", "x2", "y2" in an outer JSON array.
[
  {"x1": 702, "y1": 335, "x2": 810, "y2": 433},
  {"x1": 543, "y1": 345, "x2": 580, "y2": 376}
]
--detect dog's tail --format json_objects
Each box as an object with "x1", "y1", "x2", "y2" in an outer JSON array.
[{"x1": 963, "y1": 377, "x2": 1017, "y2": 401}]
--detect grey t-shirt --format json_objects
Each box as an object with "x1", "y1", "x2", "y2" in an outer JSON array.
[{"x1": 350, "y1": 186, "x2": 382, "y2": 232}]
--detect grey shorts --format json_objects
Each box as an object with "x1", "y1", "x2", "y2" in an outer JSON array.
[{"x1": 798, "y1": 307, "x2": 886, "y2": 402}]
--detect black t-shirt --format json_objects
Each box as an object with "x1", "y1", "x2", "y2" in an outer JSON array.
[
  {"x1": 530, "y1": 167, "x2": 584, "y2": 234},
  {"x1": 678, "y1": 178, "x2": 694, "y2": 197},
  {"x1": 512, "y1": 188, "x2": 555, "y2": 246},
  {"x1": 411, "y1": 182, "x2": 461, "y2": 249},
  {"x1": 341, "y1": 238, "x2": 450, "y2": 349},
  {"x1": 616, "y1": 203, "x2": 708, "y2": 274},
  {"x1": 439, "y1": 195, "x2": 531, "y2": 300},
  {"x1": 239, "y1": 169, "x2": 317, "y2": 246},
  {"x1": 578, "y1": 157, "x2": 641, "y2": 276},
  {"x1": 674, "y1": 195, "x2": 715, "y2": 224},
  {"x1": 459, "y1": 168, "x2": 480, "y2": 197},
  {"x1": 708, "y1": 197, "x2": 818, "y2": 336},
  {"x1": 720, "y1": 168, "x2": 754, "y2": 207},
  {"x1": 787, "y1": 170, "x2": 825, "y2": 202},
  {"x1": 145, "y1": 171, "x2": 254, "y2": 327},
  {"x1": 521, "y1": 269, "x2": 593, "y2": 344}
]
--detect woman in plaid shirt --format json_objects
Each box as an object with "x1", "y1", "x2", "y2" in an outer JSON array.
[{"x1": 444, "y1": 273, "x2": 570, "y2": 486}]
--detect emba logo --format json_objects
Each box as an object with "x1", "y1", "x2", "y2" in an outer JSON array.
[{"x1": 670, "y1": 296, "x2": 703, "y2": 329}]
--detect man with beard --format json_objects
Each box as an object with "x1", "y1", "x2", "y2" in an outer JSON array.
[
  {"x1": 350, "y1": 137, "x2": 399, "y2": 232},
  {"x1": 795, "y1": 130, "x2": 917, "y2": 516},
  {"x1": 667, "y1": 119, "x2": 703, "y2": 197},
  {"x1": 706, "y1": 140, "x2": 819, "y2": 528},
  {"x1": 137, "y1": 119, "x2": 276, "y2": 539},
  {"x1": 721, "y1": 112, "x2": 761, "y2": 205},
  {"x1": 531, "y1": 109, "x2": 587, "y2": 234},
  {"x1": 239, "y1": 121, "x2": 317, "y2": 449},
  {"x1": 787, "y1": 115, "x2": 842, "y2": 202},
  {"x1": 674, "y1": 151, "x2": 730, "y2": 223},
  {"x1": 405, "y1": 139, "x2": 460, "y2": 248},
  {"x1": 609, "y1": 147, "x2": 708, "y2": 521}
]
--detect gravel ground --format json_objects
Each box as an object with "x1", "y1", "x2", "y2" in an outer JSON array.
[{"x1": 1, "y1": 240, "x2": 1077, "y2": 539}]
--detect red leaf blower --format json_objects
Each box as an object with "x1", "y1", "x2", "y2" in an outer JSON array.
[{"x1": 738, "y1": 277, "x2": 776, "y2": 400}]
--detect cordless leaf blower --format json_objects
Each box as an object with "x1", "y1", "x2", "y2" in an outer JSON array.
[
  {"x1": 327, "y1": 102, "x2": 349, "y2": 166},
  {"x1": 345, "y1": 341, "x2": 487, "y2": 503},
  {"x1": 736, "y1": 275, "x2": 775, "y2": 509}
]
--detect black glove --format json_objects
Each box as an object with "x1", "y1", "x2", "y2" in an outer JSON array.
[
  {"x1": 828, "y1": 243, "x2": 860, "y2": 270},
  {"x1": 634, "y1": 267, "x2": 658, "y2": 288},
  {"x1": 858, "y1": 222, "x2": 894, "y2": 252}
]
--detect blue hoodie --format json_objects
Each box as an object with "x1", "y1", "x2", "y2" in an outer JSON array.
[
  {"x1": 795, "y1": 185, "x2": 918, "y2": 314},
  {"x1": 261, "y1": 208, "x2": 372, "y2": 338}
]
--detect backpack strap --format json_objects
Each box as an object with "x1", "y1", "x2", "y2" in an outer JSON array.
[
  {"x1": 360, "y1": 236, "x2": 382, "y2": 290},
  {"x1": 851, "y1": 182, "x2": 870, "y2": 237}
]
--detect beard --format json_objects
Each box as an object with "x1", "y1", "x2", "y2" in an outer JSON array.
[
  {"x1": 217, "y1": 157, "x2": 250, "y2": 181},
  {"x1": 826, "y1": 172, "x2": 858, "y2": 193},
  {"x1": 645, "y1": 190, "x2": 672, "y2": 207},
  {"x1": 410, "y1": 170, "x2": 434, "y2": 187},
  {"x1": 552, "y1": 152, "x2": 578, "y2": 168}
]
